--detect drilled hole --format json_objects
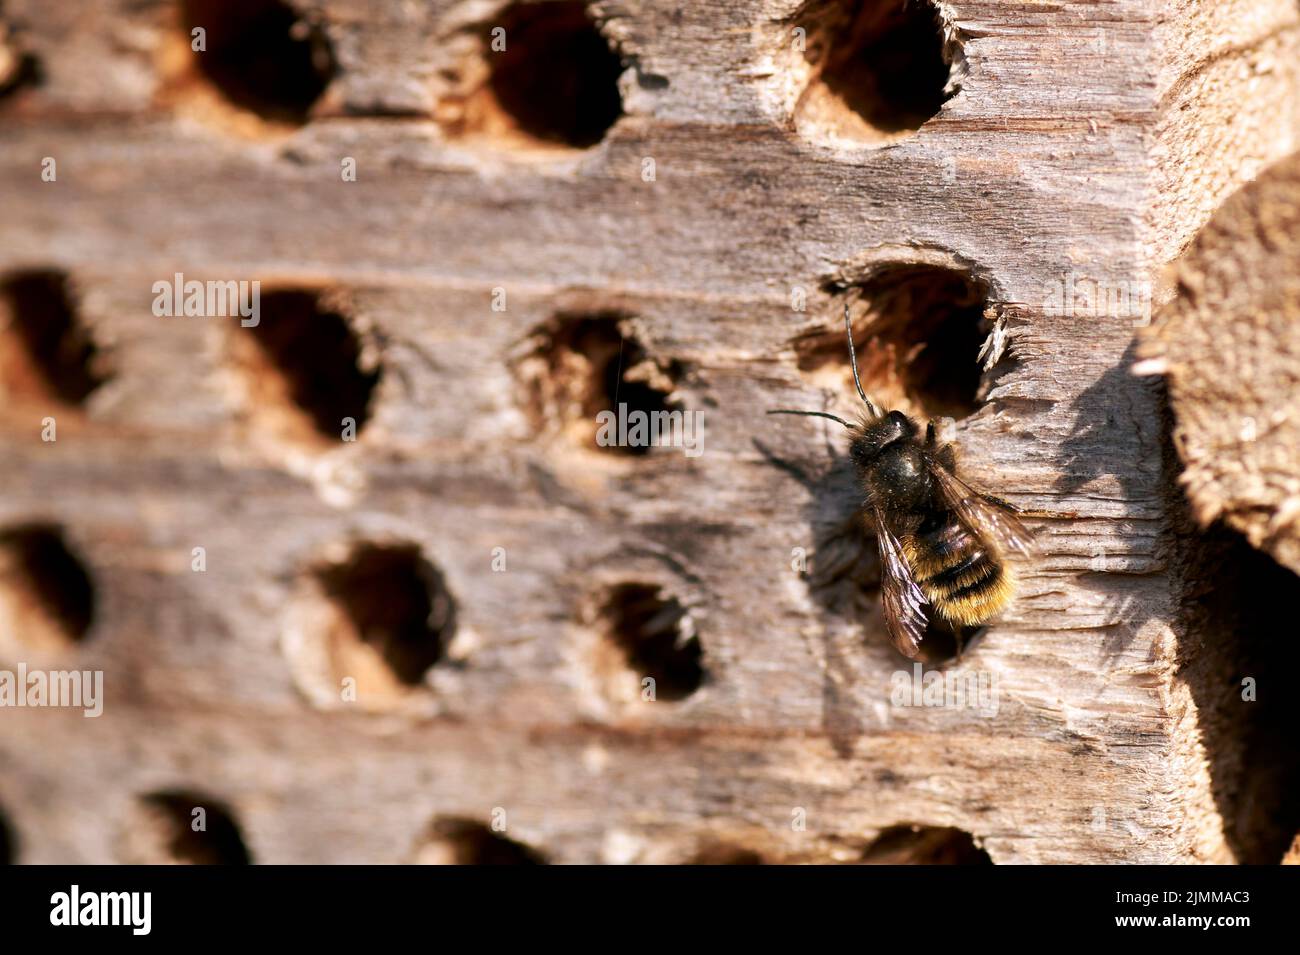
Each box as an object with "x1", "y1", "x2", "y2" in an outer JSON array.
[
  {"x1": 230, "y1": 289, "x2": 380, "y2": 447},
  {"x1": 178, "y1": 0, "x2": 335, "y2": 124},
  {"x1": 0, "y1": 21, "x2": 41, "y2": 104},
  {"x1": 0, "y1": 808, "x2": 14, "y2": 863},
  {"x1": 861, "y1": 825, "x2": 991, "y2": 864},
  {"x1": 591, "y1": 582, "x2": 703, "y2": 703},
  {"x1": 689, "y1": 843, "x2": 764, "y2": 865},
  {"x1": 912, "y1": 620, "x2": 977, "y2": 665},
  {"x1": 0, "y1": 524, "x2": 95, "y2": 654},
  {"x1": 519, "y1": 311, "x2": 679, "y2": 455},
  {"x1": 444, "y1": 1, "x2": 623, "y2": 149},
  {"x1": 0, "y1": 270, "x2": 107, "y2": 408},
  {"x1": 415, "y1": 818, "x2": 545, "y2": 865},
  {"x1": 285, "y1": 542, "x2": 455, "y2": 710},
  {"x1": 125, "y1": 791, "x2": 251, "y2": 864},
  {"x1": 795, "y1": 266, "x2": 990, "y2": 421},
  {"x1": 317, "y1": 543, "x2": 452, "y2": 687},
  {"x1": 792, "y1": 0, "x2": 956, "y2": 145}
]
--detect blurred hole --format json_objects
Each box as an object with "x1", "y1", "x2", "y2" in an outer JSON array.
[
  {"x1": 861, "y1": 824, "x2": 991, "y2": 864},
  {"x1": 593, "y1": 582, "x2": 703, "y2": 703},
  {"x1": 0, "y1": 808, "x2": 15, "y2": 863},
  {"x1": 446, "y1": 1, "x2": 623, "y2": 148},
  {"x1": 415, "y1": 818, "x2": 545, "y2": 865},
  {"x1": 314, "y1": 542, "x2": 453, "y2": 695},
  {"x1": 0, "y1": 524, "x2": 95, "y2": 653},
  {"x1": 0, "y1": 21, "x2": 41, "y2": 103},
  {"x1": 0, "y1": 270, "x2": 107, "y2": 408},
  {"x1": 689, "y1": 843, "x2": 764, "y2": 864},
  {"x1": 179, "y1": 0, "x2": 335, "y2": 123},
  {"x1": 127, "y1": 791, "x2": 252, "y2": 864},
  {"x1": 230, "y1": 289, "x2": 380, "y2": 447}
]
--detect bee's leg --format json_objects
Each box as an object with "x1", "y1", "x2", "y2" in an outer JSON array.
[{"x1": 925, "y1": 419, "x2": 937, "y2": 446}]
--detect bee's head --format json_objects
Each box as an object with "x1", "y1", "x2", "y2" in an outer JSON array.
[{"x1": 851, "y1": 410, "x2": 916, "y2": 466}]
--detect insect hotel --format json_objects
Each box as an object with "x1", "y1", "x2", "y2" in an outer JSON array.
[{"x1": 1, "y1": 0, "x2": 1298, "y2": 864}]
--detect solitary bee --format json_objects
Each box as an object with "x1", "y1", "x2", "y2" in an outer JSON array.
[{"x1": 769, "y1": 307, "x2": 1033, "y2": 658}]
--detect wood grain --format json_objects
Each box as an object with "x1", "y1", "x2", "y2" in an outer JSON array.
[{"x1": 0, "y1": 0, "x2": 1298, "y2": 864}]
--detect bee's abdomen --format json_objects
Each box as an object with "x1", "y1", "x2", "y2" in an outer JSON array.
[{"x1": 903, "y1": 515, "x2": 1013, "y2": 628}]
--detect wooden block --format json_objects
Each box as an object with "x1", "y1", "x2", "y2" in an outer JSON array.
[{"x1": 1, "y1": 0, "x2": 1298, "y2": 864}]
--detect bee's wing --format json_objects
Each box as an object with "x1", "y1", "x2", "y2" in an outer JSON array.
[
  {"x1": 930, "y1": 464, "x2": 1035, "y2": 557},
  {"x1": 869, "y1": 505, "x2": 928, "y2": 659}
]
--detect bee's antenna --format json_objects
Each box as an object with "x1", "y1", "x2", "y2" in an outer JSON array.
[
  {"x1": 766, "y1": 409, "x2": 854, "y2": 429},
  {"x1": 844, "y1": 304, "x2": 880, "y2": 417}
]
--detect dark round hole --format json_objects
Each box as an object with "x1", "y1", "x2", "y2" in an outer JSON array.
[
  {"x1": 420, "y1": 818, "x2": 545, "y2": 865},
  {"x1": 0, "y1": 23, "x2": 41, "y2": 104},
  {"x1": 861, "y1": 825, "x2": 991, "y2": 864},
  {"x1": 0, "y1": 524, "x2": 95, "y2": 648},
  {"x1": 793, "y1": 0, "x2": 956, "y2": 144},
  {"x1": 796, "y1": 266, "x2": 990, "y2": 421},
  {"x1": 825, "y1": 0, "x2": 951, "y2": 132},
  {"x1": 235, "y1": 289, "x2": 380, "y2": 444},
  {"x1": 0, "y1": 808, "x2": 15, "y2": 864},
  {"x1": 180, "y1": 0, "x2": 335, "y2": 123},
  {"x1": 0, "y1": 270, "x2": 106, "y2": 407},
  {"x1": 483, "y1": 1, "x2": 623, "y2": 147},
  {"x1": 911, "y1": 621, "x2": 985, "y2": 665},
  {"x1": 315, "y1": 543, "x2": 453, "y2": 687},
  {"x1": 522, "y1": 311, "x2": 678, "y2": 455},
  {"x1": 689, "y1": 844, "x2": 764, "y2": 865},
  {"x1": 598, "y1": 583, "x2": 703, "y2": 701},
  {"x1": 134, "y1": 791, "x2": 252, "y2": 865}
]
